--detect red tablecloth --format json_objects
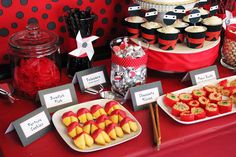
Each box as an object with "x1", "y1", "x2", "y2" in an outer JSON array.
[{"x1": 0, "y1": 59, "x2": 236, "y2": 157}]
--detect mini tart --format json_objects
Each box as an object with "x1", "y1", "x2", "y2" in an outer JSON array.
[
  {"x1": 179, "y1": 93, "x2": 193, "y2": 103},
  {"x1": 188, "y1": 100, "x2": 200, "y2": 108},
  {"x1": 198, "y1": 96, "x2": 210, "y2": 108},
  {"x1": 163, "y1": 93, "x2": 179, "y2": 107},
  {"x1": 208, "y1": 92, "x2": 222, "y2": 103},
  {"x1": 205, "y1": 103, "x2": 219, "y2": 117},
  {"x1": 217, "y1": 100, "x2": 233, "y2": 113},
  {"x1": 172, "y1": 102, "x2": 189, "y2": 117},
  {"x1": 191, "y1": 107, "x2": 206, "y2": 120},
  {"x1": 192, "y1": 89, "x2": 206, "y2": 99},
  {"x1": 203, "y1": 85, "x2": 217, "y2": 96}
]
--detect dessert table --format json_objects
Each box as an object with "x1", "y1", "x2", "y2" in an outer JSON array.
[{"x1": 0, "y1": 59, "x2": 236, "y2": 157}]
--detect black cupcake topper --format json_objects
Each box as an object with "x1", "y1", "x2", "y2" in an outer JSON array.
[
  {"x1": 145, "y1": 8, "x2": 158, "y2": 21},
  {"x1": 189, "y1": 9, "x2": 201, "y2": 25},
  {"x1": 199, "y1": 0, "x2": 208, "y2": 7},
  {"x1": 174, "y1": 6, "x2": 186, "y2": 19},
  {"x1": 210, "y1": 3, "x2": 218, "y2": 16},
  {"x1": 163, "y1": 11, "x2": 177, "y2": 26},
  {"x1": 128, "y1": 3, "x2": 142, "y2": 16}
]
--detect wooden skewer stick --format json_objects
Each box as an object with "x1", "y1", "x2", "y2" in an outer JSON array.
[
  {"x1": 149, "y1": 103, "x2": 159, "y2": 149},
  {"x1": 155, "y1": 103, "x2": 161, "y2": 151}
]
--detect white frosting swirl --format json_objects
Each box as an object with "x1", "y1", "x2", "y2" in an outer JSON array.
[
  {"x1": 157, "y1": 26, "x2": 179, "y2": 34},
  {"x1": 185, "y1": 26, "x2": 207, "y2": 33},
  {"x1": 141, "y1": 22, "x2": 162, "y2": 29},
  {"x1": 125, "y1": 16, "x2": 146, "y2": 23},
  {"x1": 198, "y1": 7, "x2": 209, "y2": 15},
  {"x1": 202, "y1": 16, "x2": 223, "y2": 26},
  {"x1": 172, "y1": 20, "x2": 189, "y2": 28}
]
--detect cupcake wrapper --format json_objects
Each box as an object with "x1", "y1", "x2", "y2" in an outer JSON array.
[
  {"x1": 202, "y1": 24, "x2": 222, "y2": 41},
  {"x1": 126, "y1": 27, "x2": 140, "y2": 38},
  {"x1": 178, "y1": 33, "x2": 185, "y2": 43},
  {"x1": 126, "y1": 21, "x2": 143, "y2": 38},
  {"x1": 175, "y1": 27, "x2": 187, "y2": 43},
  {"x1": 205, "y1": 31, "x2": 221, "y2": 41},
  {"x1": 141, "y1": 27, "x2": 158, "y2": 44},
  {"x1": 158, "y1": 37, "x2": 178, "y2": 50},
  {"x1": 186, "y1": 36, "x2": 205, "y2": 48}
]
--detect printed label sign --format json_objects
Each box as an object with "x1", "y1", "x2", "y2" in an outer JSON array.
[
  {"x1": 134, "y1": 87, "x2": 160, "y2": 106},
  {"x1": 5, "y1": 107, "x2": 53, "y2": 147},
  {"x1": 195, "y1": 71, "x2": 217, "y2": 84},
  {"x1": 20, "y1": 111, "x2": 50, "y2": 138},
  {"x1": 130, "y1": 81, "x2": 163, "y2": 111},
  {"x1": 189, "y1": 65, "x2": 219, "y2": 85},
  {"x1": 81, "y1": 71, "x2": 106, "y2": 89},
  {"x1": 73, "y1": 65, "x2": 110, "y2": 93},
  {"x1": 43, "y1": 89, "x2": 73, "y2": 108},
  {"x1": 38, "y1": 83, "x2": 78, "y2": 113}
]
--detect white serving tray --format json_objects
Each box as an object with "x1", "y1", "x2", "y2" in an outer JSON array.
[
  {"x1": 157, "y1": 75, "x2": 236, "y2": 125},
  {"x1": 52, "y1": 99, "x2": 142, "y2": 152}
]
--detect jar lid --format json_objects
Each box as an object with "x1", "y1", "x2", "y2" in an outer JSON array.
[{"x1": 9, "y1": 23, "x2": 59, "y2": 57}]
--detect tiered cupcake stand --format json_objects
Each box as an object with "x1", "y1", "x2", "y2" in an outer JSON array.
[{"x1": 133, "y1": 0, "x2": 221, "y2": 73}]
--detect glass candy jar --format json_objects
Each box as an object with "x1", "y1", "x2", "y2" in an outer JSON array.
[
  {"x1": 8, "y1": 23, "x2": 61, "y2": 99},
  {"x1": 110, "y1": 37, "x2": 148, "y2": 96}
]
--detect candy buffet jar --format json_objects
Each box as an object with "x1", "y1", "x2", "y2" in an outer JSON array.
[
  {"x1": 110, "y1": 37, "x2": 148, "y2": 96},
  {"x1": 8, "y1": 23, "x2": 61, "y2": 99}
]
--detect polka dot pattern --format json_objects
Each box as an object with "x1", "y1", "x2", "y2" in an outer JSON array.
[
  {"x1": 1, "y1": 0, "x2": 12, "y2": 8},
  {"x1": 0, "y1": 0, "x2": 129, "y2": 64}
]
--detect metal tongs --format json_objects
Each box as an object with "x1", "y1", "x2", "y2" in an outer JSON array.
[
  {"x1": 0, "y1": 88, "x2": 16, "y2": 103},
  {"x1": 84, "y1": 84, "x2": 125, "y2": 104}
]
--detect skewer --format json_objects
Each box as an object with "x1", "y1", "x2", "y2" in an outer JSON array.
[
  {"x1": 149, "y1": 103, "x2": 159, "y2": 150},
  {"x1": 155, "y1": 103, "x2": 161, "y2": 151}
]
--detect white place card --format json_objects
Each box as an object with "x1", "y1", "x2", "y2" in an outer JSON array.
[
  {"x1": 189, "y1": 65, "x2": 219, "y2": 85},
  {"x1": 38, "y1": 83, "x2": 78, "y2": 113},
  {"x1": 5, "y1": 106, "x2": 52, "y2": 147},
  {"x1": 130, "y1": 81, "x2": 163, "y2": 111},
  {"x1": 72, "y1": 65, "x2": 110, "y2": 93}
]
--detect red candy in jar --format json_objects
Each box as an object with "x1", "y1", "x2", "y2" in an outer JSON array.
[{"x1": 8, "y1": 23, "x2": 60, "y2": 99}]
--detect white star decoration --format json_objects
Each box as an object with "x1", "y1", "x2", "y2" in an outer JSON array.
[{"x1": 69, "y1": 31, "x2": 99, "y2": 60}]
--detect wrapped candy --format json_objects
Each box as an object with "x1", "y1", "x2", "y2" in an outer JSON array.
[{"x1": 110, "y1": 37, "x2": 148, "y2": 96}]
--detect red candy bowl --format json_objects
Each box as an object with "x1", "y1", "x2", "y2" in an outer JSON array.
[{"x1": 8, "y1": 23, "x2": 60, "y2": 99}]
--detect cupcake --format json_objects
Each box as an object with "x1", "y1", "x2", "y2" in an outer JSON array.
[
  {"x1": 183, "y1": 15, "x2": 202, "y2": 26},
  {"x1": 157, "y1": 26, "x2": 180, "y2": 50},
  {"x1": 198, "y1": 7, "x2": 209, "y2": 19},
  {"x1": 202, "y1": 16, "x2": 223, "y2": 41},
  {"x1": 141, "y1": 21, "x2": 162, "y2": 44},
  {"x1": 185, "y1": 26, "x2": 207, "y2": 49},
  {"x1": 172, "y1": 20, "x2": 189, "y2": 43},
  {"x1": 125, "y1": 16, "x2": 146, "y2": 38}
]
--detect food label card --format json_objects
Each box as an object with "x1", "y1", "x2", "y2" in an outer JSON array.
[
  {"x1": 130, "y1": 81, "x2": 163, "y2": 111},
  {"x1": 5, "y1": 106, "x2": 52, "y2": 147},
  {"x1": 182, "y1": 65, "x2": 219, "y2": 85},
  {"x1": 72, "y1": 65, "x2": 110, "y2": 92},
  {"x1": 38, "y1": 83, "x2": 78, "y2": 113}
]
